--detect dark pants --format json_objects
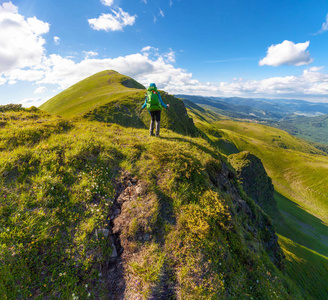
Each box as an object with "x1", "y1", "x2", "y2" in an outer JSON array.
[{"x1": 150, "y1": 110, "x2": 161, "y2": 136}]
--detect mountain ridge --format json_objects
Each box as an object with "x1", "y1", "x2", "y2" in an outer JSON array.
[{"x1": 1, "y1": 70, "x2": 327, "y2": 299}]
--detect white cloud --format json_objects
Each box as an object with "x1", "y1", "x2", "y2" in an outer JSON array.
[
  {"x1": 0, "y1": 76, "x2": 6, "y2": 85},
  {"x1": 317, "y1": 13, "x2": 328, "y2": 34},
  {"x1": 32, "y1": 48, "x2": 189, "y2": 92},
  {"x1": 214, "y1": 68, "x2": 328, "y2": 97},
  {"x1": 141, "y1": 46, "x2": 158, "y2": 52},
  {"x1": 159, "y1": 9, "x2": 165, "y2": 18},
  {"x1": 88, "y1": 8, "x2": 136, "y2": 31},
  {"x1": 0, "y1": 1, "x2": 17, "y2": 13},
  {"x1": 164, "y1": 49, "x2": 175, "y2": 63},
  {"x1": 259, "y1": 40, "x2": 313, "y2": 67},
  {"x1": 34, "y1": 86, "x2": 47, "y2": 94},
  {"x1": 7, "y1": 69, "x2": 45, "y2": 82},
  {"x1": 54, "y1": 36, "x2": 60, "y2": 45},
  {"x1": 100, "y1": 0, "x2": 114, "y2": 7},
  {"x1": 4, "y1": 42, "x2": 326, "y2": 102},
  {"x1": 21, "y1": 97, "x2": 46, "y2": 108},
  {"x1": 0, "y1": 1, "x2": 49, "y2": 74},
  {"x1": 27, "y1": 16, "x2": 49, "y2": 35},
  {"x1": 83, "y1": 51, "x2": 99, "y2": 59}
]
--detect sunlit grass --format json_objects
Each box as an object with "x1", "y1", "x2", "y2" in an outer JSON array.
[
  {"x1": 0, "y1": 107, "x2": 303, "y2": 299},
  {"x1": 186, "y1": 104, "x2": 328, "y2": 300}
]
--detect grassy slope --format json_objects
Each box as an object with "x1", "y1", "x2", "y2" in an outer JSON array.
[
  {"x1": 2, "y1": 72, "x2": 327, "y2": 299},
  {"x1": 39, "y1": 70, "x2": 146, "y2": 118},
  {"x1": 210, "y1": 120, "x2": 328, "y2": 225},
  {"x1": 41, "y1": 70, "x2": 200, "y2": 137},
  {"x1": 274, "y1": 114, "x2": 328, "y2": 146},
  {"x1": 187, "y1": 105, "x2": 328, "y2": 299},
  {"x1": 0, "y1": 108, "x2": 302, "y2": 299}
]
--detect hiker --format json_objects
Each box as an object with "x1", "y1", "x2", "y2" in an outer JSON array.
[{"x1": 141, "y1": 83, "x2": 170, "y2": 137}]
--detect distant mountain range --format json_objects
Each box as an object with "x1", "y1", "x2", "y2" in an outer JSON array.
[
  {"x1": 176, "y1": 94, "x2": 328, "y2": 119},
  {"x1": 177, "y1": 94, "x2": 328, "y2": 146}
]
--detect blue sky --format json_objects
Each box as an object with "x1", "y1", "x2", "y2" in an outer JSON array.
[{"x1": 1, "y1": 0, "x2": 328, "y2": 107}]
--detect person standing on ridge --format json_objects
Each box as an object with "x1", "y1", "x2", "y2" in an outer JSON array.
[{"x1": 141, "y1": 83, "x2": 170, "y2": 137}]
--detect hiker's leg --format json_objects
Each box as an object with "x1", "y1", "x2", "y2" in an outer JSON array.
[
  {"x1": 155, "y1": 111, "x2": 161, "y2": 136},
  {"x1": 150, "y1": 112, "x2": 155, "y2": 135},
  {"x1": 156, "y1": 121, "x2": 160, "y2": 136}
]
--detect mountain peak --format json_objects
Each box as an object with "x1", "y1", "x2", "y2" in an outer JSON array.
[
  {"x1": 39, "y1": 70, "x2": 201, "y2": 137},
  {"x1": 39, "y1": 70, "x2": 145, "y2": 118}
]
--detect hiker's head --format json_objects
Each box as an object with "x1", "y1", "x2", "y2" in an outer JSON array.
[{"x1": 149, "y1": 83, "x2": 156, "y2": 88}]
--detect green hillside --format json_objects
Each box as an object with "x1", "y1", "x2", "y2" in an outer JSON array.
[
  {"x1": 273, "y1": 114, "x2": 328, "y2": 146},
  {"x1": 0, "y1": 107, "x2": 301, "y2": 299},
  {"x1": 208, "y1": 120, "x2": 328, "y2": 225},
  {"x1": 40, "y1": 70, "x2": 200, "y2": 137},
  {"x1": 39, "y1": 70, "x2": 146, "y2": 118},
  {"x1": 186, "y1": 103, "x2": 328, "y2": 299},
  {"x1": 2, "y1": 72, "x2": 328, "y2": 299}
]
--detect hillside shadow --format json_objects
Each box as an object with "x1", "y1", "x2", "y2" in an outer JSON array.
[
  {"x1": 275, "y1": 191, "x2": 328, "y2": 257},
  {"x1": 279, "y1": 234, "x2": 328, "y2": 300}
]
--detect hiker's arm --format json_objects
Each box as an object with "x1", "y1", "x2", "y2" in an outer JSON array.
[
  {"x1": 158, "y1": 92, "x2": 168, "y2": 109},
  {"x1": 141, "y1": 96, "x2": 147, "y2": 110}
]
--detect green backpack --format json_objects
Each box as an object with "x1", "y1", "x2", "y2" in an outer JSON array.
[{"x1": 146, "y1": 86, "x2": 162, "y2": 111}]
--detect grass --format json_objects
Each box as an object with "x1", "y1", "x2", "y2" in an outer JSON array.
[
  {"x1": 279, "y1": 235, "x2": 328, "y2": 300},
  {"x1": 0, "y1": 107, "x2": 303, "y2": 299},
  {"x1": 40, "y1": 70, "x2": 201, "y2": 138},
  {"x1": 275, "y1": 192, "x2": 328, "y2": 257},
  {"x1": 39, "y1": 70, "x2": 145, "y2": 118},
  {"x1": 185, "y1": 104, "x2": 328, "y2": 300},
  {"x1": 274, "y1": 114, "x2": 328, "y2": 146},
  {"x1": 201, "y1": 120, "x2": 328, "y2": 225}
]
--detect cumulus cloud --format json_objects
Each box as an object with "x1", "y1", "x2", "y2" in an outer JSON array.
[
  {"x1": 54, "y1": 36, "x2": 60, "y2": 45},
  {"x1": 37, "y1": 50, "x2": 175, "y2": 89},
  {"x1": 83, "y1": 51, "x2": 99, "y2": 59},
  {"x1": 88, "y1": 8, "x2": 136, "y2": 31},
  {"x1": 259, "y1": 40, "x2": 313, "y2": 67},
  {"x1": 34, "y1": 86, "x2": 47, "y2": 94},
  {"x1": 215, "y1": 68, "x2": 328, "y2": 97},
  {"x1": 0, "y1": 1, "x2": 17, "y2": 13},
  {"x1": 100, "y1": 0, "x2": 114, "y2": 7},
  {"x1": 28, "y1": 42, "x2": 326, "y2": 100},
  {"x1": 141, "y1": 46, "x2": 158, "y2": 52},
  {"x1": 0, "y1": 2, "x2": 50, "y2": 74},
  {"x1": 4, "y1": 41, "x2": 328, "y2": 102},
  {"x1": 0, "y1": 76, "x2": 6, "y2": 85},
  {"x1": 21, "y1": 97, "x2": 46, "y2": 108},
  {"x1": 6, "y1": 68, "x2": 45, "y2": 83},
  {"x1": 317, "y1": 13, "x2": 328, "y2": 34}
]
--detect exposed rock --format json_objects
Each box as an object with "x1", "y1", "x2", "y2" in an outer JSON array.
[
  {"x1": 95, "y1": 228, "x2": 110, "y2": 239},
  {"x1": 109, "y1": 236, "x2": 118, "y2": 259},
  {"x1": 210, "y1": 158, "x2": 285, "y2": 270},
  {"x1": 228, "y1": 151, "x2": 279, "y2": 218}
]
